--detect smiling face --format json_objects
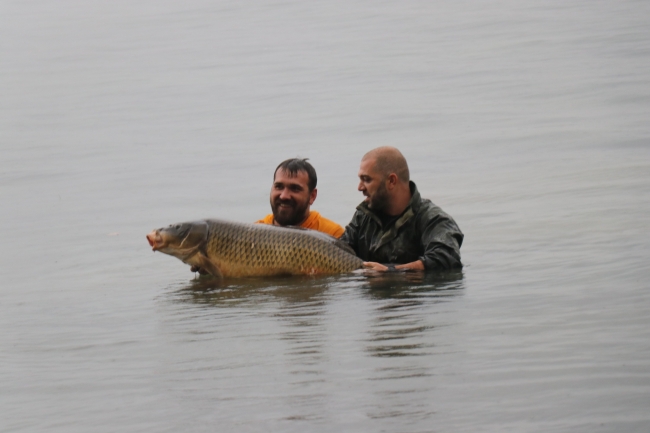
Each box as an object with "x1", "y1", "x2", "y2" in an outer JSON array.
[
  {"x1": 358, "y1": 157, "x2": 390, "y2": 212},
  {"x1": 270, "y1": 168, "x2": 317, "y2": 226}
]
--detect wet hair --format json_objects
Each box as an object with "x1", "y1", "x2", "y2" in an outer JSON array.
[{"x1": 273, "y1": 158, "x2": 317, "y2": 192}]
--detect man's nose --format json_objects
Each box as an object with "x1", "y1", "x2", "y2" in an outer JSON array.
[
  {"x1": 279, "y1": 188, "x2": 292, "y2": 199},
  {"x1": 358, "y1": 181, "x2": 365, "y2": 191}
]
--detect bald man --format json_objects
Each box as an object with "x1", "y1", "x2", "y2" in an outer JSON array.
[{"x1": 341, "y1": 147, "x2": 464, "y2": 272}]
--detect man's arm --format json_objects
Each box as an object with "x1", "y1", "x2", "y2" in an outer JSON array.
[
  {"x1": 340, "y1": 212, "x2": 361, "y2": 254},
  {"x1": 418, "y1": 214, "x2": 463, "y2": 270},
  {"x1": 363, "y1": 260, "x2": 424, "y2": 272},
  {"x1": 364, "y1": 212, "x2": 463, "y2": 272}
]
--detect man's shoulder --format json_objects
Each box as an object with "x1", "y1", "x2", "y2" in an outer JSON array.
[
  {"x1": 255, "y1": 214, "x2": 275, "y2": 225},
  {"x1": 255, "y1": 212, "x2": 343, "y2": 237},
  {"x1": 413, "y1": 197, "x2": 463, "y2": 237},
  {"x1": 416, "y1": 198, "x2": 453, "y2": 220},
  {"x1": 409, "y1": 183, "x2": 449, "y2": 218},
  {"x1": 305, "y1": 211, "x2": 345, "y2": 238}
]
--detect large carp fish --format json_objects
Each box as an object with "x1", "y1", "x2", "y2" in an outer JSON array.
[{"x1": 146, "y1": 219, "x2": 363, "y2": 277}]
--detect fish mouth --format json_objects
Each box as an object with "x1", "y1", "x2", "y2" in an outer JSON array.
[{"x1": 146, "y1": 230, "x2": 162, "y2": 251}]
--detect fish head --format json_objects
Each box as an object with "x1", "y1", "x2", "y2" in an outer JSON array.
[{"x1": 146, "y1": 221, "x2": 209, "y2": 259}]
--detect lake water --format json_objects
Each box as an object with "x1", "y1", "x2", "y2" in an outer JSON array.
[{"x1": 2, "y1": 0, "x2": 649, "y2": 432}]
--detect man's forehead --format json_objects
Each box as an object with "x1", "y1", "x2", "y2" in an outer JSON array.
[
  {"x1": 274, "y1": 168, "x2": 309, "y2": 183},
  {"x1": 359, "y1": 157, "x2": 378, "y2": 176}
]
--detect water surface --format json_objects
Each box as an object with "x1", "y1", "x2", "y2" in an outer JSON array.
[{"x1": 2, "y1": 1, "x2": 649, "y2": 432}]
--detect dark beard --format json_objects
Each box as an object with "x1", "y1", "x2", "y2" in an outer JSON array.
[
  {"x1": 271, "y1": 198, "x2": 310, "y2": 226},
  {"x1": 368, "y1": 182, "x2": 390, "y2": 212}
]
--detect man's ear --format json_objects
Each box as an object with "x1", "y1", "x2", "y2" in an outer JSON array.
[
  {"x1": 309, "y1": 188, "x2": 317, "y2": 205},
  {"x1": 386, "y1": 173, "x2": 398, "y2": 189}
]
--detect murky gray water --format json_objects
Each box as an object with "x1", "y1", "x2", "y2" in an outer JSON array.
[{"x1": 2, "y1": 0, "x2": 649, "y2": 431}]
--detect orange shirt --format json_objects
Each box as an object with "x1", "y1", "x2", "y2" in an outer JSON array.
[{"x1": 256, "y1": 211, "x2": 345, "y2": 238}]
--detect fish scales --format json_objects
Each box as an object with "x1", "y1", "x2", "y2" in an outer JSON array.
[
  {"x1": 146, "y1": 219, "x2": 363, "y2": 277},
  {"x1": 204, "y1": 220, "x2": 361, "y2": 276}
]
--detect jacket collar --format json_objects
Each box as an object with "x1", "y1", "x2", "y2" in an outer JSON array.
[
  {"x1": 357, "y1": 181, "x2": 422, "y2": 252},
  {"x1": 357, "y1": 181, "x2": 421, "y2": 221}
]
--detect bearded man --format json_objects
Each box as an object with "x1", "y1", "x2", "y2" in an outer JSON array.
[
  {"x1": 341, "y1": 147, "x2": 463, "y2": 272},
  {"x1": 192, "y1": 158, "x2": 344, "y2": 275},
  {"x1": 256, "y1": 158, "x2": 344, "y2": 238}
]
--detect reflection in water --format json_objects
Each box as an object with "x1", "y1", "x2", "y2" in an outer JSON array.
[
  {"x1": 361, "y1": 270, "x2": 465, "y2": 299},
  {"x1": 362, "y1": 271, "x2": 463, "y2": 359},
  {"x1": 168, "y1": 274, "x2": 338, "y2": 306},
  {"x1": 168, "y1": 270, "x2": 462, "y2": 308},
  {"x1": 361, "y1": 271, "x2": 464, "y2": 421},
  {"x1": 166, "y1": 273, "x2": 360, "y2": 422},
  {"x1": 164, "y1": 271, "x2": 464, "y2": 424},
  {"x1": 364, "y1": 272, "x2": 463, "y2": 357},
  {"x1": 168, "y1": 275, "x2": 336, "y2": 380}
]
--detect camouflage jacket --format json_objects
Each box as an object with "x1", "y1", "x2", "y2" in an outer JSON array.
[{"x1": 341, "y1": 182, "x2": 463, "y2": 270}]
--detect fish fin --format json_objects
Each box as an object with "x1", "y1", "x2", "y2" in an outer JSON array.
[{"x1": 195, "y1": 254, "x2": 223, "y2": 278}]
